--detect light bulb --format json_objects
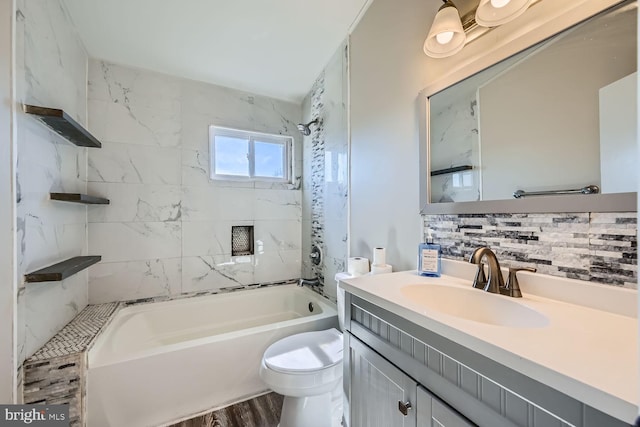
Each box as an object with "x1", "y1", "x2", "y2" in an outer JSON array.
[
  {"x1": 490, "y1": 0, "x2": 511, "y2": 8},
  {"x1": 436, "y1": 31, "x2": 454, "y2": 45}
]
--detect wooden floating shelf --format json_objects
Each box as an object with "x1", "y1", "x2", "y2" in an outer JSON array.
[
  {"x1": 23, "y1": 104, "x2": 102, "y2": 148},
  {"x1": 50, "y1": 193, "x2": 110, "y2": 205},
  {"x1": 24, "y1": 256, "x2": 102, "y2": 283},
  {"x1": 430, "y1": 165, "x2": 473, "y2": 177}
]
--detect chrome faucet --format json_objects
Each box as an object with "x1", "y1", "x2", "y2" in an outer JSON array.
[
  {"x1": 469, "y1": 247, "x2": 505, "y2": 294},
  {"x1": 298, "y1": 277, "x2": 321, "y2": 287}
]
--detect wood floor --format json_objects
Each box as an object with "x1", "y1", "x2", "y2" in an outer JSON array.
[{"x1": 169, "y1": 393, "x2": 284, "y2": 427}]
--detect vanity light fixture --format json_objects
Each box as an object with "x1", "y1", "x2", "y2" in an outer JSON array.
[
  {"x1": 475, "y1": 0, "x2": 534, "y2": 27},
  {"x1": 424, "y1": 0, "x2": 536, "y2": 59},
  {"x1": 423, "y1": 0, "x2": 467, "y2": 58}
]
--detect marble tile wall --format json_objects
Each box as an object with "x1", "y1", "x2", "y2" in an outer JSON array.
[
  {"x1": 301, "y1": 43, "x2": 349, "y2": 300},
  {"x1": 423, "y1": 212, "x2": 637, "y2": 288},
  {"x1": 86, "y1": 60, "x2": 303, "y2": 303},
  {"x1": 15, "y1": 0, "x2": 89, "y2": 364}
]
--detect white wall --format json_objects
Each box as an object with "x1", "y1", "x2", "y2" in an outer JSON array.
[
  {"x1": 0, "y1": 0, "x2": 17, "y2": 404},
  {"x1": 86, "y1": 60, "x2": 303, "y2": 303},
  {"x1": 349, "y1": 0, "x2": 436, "y2": 270}
]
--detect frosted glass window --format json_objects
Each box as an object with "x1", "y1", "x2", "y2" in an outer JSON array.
[{"x1": 209, "y1": 126, "x2": 291, "y2": 182}]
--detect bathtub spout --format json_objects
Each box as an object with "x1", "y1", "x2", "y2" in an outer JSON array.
[{"x1": 298, "y1": 278, "x2": 321, "y2": 287}]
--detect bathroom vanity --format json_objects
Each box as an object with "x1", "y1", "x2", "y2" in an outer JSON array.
[{"x1": 340, "y1": 262, "x2": 637, "y2": 427}]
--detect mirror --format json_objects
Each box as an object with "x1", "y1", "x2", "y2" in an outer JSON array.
[{"x1": 422, "y1": 0, "x2": 637, "y2": 213}]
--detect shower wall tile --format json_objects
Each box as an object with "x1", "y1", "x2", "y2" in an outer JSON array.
[
  {"x1": 89, "y1": 59, "x2": 182, "y2": 107},
  {"x1": 423, "y1": 212, "x2": 637, "y2": 288},
  {"x1": 15, "y1": 0, "x2": 89, "y2": 362},
  {"x1": 88, "y1": 142, "x2": 182, "y2": 185},
  {"x1": 88, "y1": 222, "x2": 182, "y2": 263},
  {"x1": 325, "y1": 181, "x2": 348, "y2": 221},
  {"x1": 182, "y1": 186, "x2": 256, "y2": 221},
  {"x1": 180, "y1": 79, "x2": 301, "y2": 151},
  {"x1": 17, "y1": 121, "x2": 87, "y2": 196},
  {"x1": 19, "y1": 223, "x2": 87, "y2": 276},
  {"x1": 254, "y1": 220, "x2": 302, "y2": 253},
  {"x1": 87, "y1": 183, "x2": 181, "y2": 223},
  {"x1": 254, "y1": 250, "x2": 302, "y2": 284},
  {"x1": 21, "y1": 273, "x2": 88, "y2": 360},
  {"x1": 182, "y1": 221, "x2": 238, "y2": 258},
  {"x1": 88, "y1": 99, "x2": 182, "y2": 148},
  {"x1": 182, "y1": 149, "x2": 216, "y2": 187},
  {"x1": 182, "y1": 218, "x2": 302, "y2": 258},
  {"x1": 16, "y1": 2, "x2": 87, "y2": 121},
  {"x1": 182, "y1": 255, "x2": 255, "y2": 292},
  {"x1": 180, "y1": 111, "x2": 217, "y2": 152},
  {"x1": 255, "y1": 190, "x2": 302, "y2": 220},
  {"x1": 88, "y1": 60, "x2": 302, "y2": 303},
  {"x1": 88, "y1": 258, "x2": 182, "y2": 304}
]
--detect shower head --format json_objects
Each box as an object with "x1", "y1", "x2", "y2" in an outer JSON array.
[{"x1": 297, "y1": 118, "x2": 319, "y2": 136}]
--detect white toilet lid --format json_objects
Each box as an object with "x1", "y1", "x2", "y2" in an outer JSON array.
[{"x1": 264, "y1": 329, "x2": 343, "y2": 374}]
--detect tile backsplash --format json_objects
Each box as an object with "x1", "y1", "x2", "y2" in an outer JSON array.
[{"x1": 423, "y1": 212, "x2": 637, "y2": 288}]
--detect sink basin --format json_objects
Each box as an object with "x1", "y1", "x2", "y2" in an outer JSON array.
[{"x1": 400, "y1": 284, "x2": 549, "y2": 328}]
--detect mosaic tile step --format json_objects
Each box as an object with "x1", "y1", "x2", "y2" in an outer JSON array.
[{"x1": 28, "y1": 302, "x2": 119, "y2": 361}]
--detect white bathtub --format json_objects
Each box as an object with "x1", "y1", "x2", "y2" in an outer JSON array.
[{"x1": 87, "y1": 285, "x2": 338, "y2": 427}]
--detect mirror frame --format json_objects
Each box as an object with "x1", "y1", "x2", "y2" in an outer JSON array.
[{"x1": 419, "y1": 0, "x2": 637, "y2": 215}]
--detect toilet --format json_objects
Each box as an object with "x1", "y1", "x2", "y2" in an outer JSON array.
[{"x1": 259, "y1": 274, "x2": 348, "y2": 427}]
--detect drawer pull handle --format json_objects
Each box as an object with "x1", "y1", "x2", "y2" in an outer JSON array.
[{"x1": 398, "y1": 400, "x2": 412, "y2": 416}]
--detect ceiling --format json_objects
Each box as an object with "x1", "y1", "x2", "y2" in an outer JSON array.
[{"x1": 62, "y1": 0, "x2": 370, "y2": 103}]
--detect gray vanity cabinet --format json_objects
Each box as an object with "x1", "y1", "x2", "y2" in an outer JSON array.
[
  {"x1": 343, "y1": 292, "x2": 629, "y2": 427},
  {"x1": 347, "y1": 332, "x2": 475, "y2": 427},
  {"x1": 349, "y1": 335, "x2": 417, "y2": 427},
  {"x1": 417, "y1": 387, "x2": 475, "y2": 427}
]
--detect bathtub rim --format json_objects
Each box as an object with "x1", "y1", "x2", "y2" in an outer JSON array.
[{"x1": 88, "y1": 284, "x2": 338, "y2": 368}]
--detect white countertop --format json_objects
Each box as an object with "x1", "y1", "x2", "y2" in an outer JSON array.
[{"x1": 339, "y1": 263, "x2": 638, "y2": 424}]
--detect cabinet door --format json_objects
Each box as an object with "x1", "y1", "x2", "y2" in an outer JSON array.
[
  {"x1": 349, "y1": 334, "x2": 417, "y2": 427},
  {"x1": 417, "y1": 386, "x2": 476, "y2": 427}
]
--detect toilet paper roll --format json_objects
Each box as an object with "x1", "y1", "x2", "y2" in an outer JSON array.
[
  {"x1": 347, "y1": 257, "x2": 370, "y2": 276},
  {"x1": 372, "y1": 247, "x2": 386, "y2": 267},
  {"x1": 371, "y1": 264, "x2": 393, "y2": 275}
]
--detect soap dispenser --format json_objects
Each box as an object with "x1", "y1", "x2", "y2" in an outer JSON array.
[{"x1": 418, "y1": 229, "x2": 441, "y2": 277}]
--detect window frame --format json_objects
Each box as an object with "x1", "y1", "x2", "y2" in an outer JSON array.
[{"x1": 209, "y1": 125, "x2": 292, "y2": 183}]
